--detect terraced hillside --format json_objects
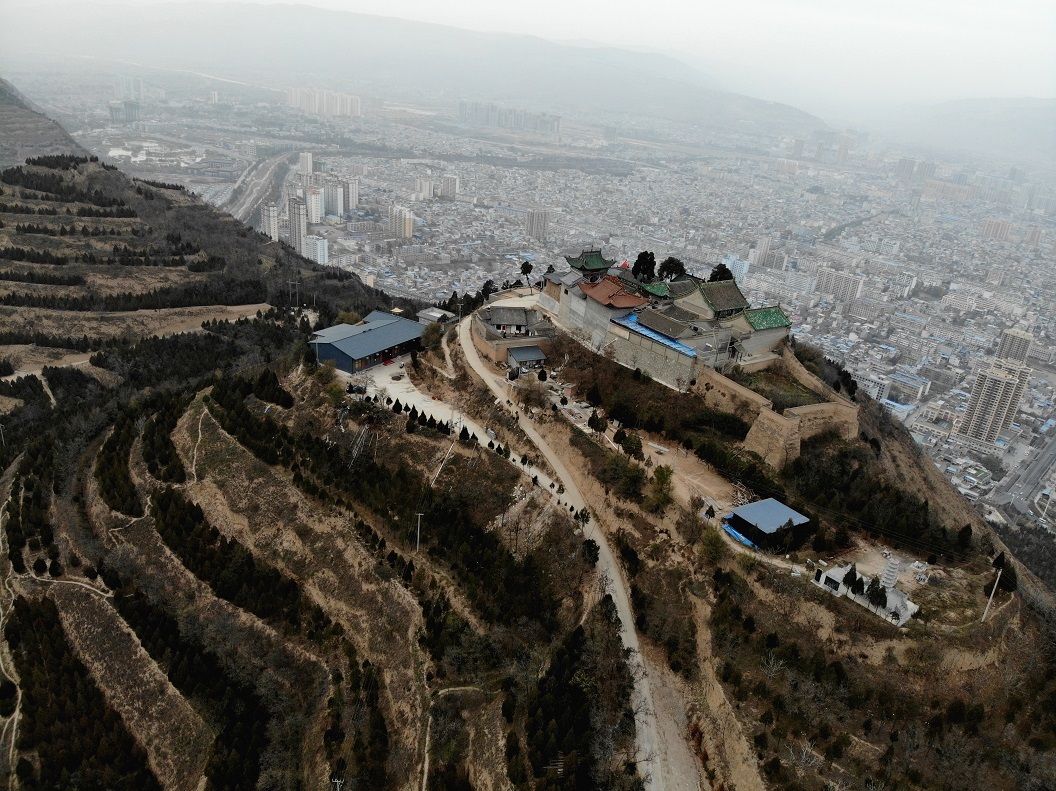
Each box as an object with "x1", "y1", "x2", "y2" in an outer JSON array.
[
  {"x1": 0, "y1": 329, "x2": 642, "y2": 789},
  {"x1": 0, "y1": 153, "x2": 403, "y2": 378},
  {"x1": 0, "y1": 91, "x2": 645, "y2": 787}
]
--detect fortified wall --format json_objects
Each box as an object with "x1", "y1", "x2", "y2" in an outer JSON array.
[
  {"x1": 692, "y1": 365, "x2": 771, "y2": 424},
  {"x1": 606, "y1": 332, "x2": 697, "y2": 392},
  {"x1": 692, "y1": 347, "x2": 859, "y2": 470}
]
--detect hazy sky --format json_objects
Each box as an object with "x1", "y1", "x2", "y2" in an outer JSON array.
[{"x1": 4, "y1": 0, "x2": 1054, "y2": 113}]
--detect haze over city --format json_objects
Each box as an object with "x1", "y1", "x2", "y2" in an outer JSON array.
[{"x1": 2, "y1": 0, "x2": 1053, "y2": 115}]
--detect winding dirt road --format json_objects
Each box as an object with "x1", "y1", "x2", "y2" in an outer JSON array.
[{"x1": 456, "y1": 314, "x2": 668, "y2": 791}]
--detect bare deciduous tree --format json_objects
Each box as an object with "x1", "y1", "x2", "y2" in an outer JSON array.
[{"x1": 762, "y1": 649, "x2": 786, "y2": 679}]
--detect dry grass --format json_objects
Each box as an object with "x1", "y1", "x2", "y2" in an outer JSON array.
[
  {"x1": 171, "y1": 397, "x2": 430, "y2": 778},
  {"x1": 0, "y1": 302, "x2": 269, "y2": 345},
  {"x1": 51, "y1": 585, "x2": 213, "y2": 791}
]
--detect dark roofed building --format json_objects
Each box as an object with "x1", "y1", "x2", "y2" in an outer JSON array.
[
  {"x1": 639, "y1": 278, "x2": 699, "y2": 300},
  {"x1": 722, "y1": 498, "x2": 812, "y2": 550},
  {"x1": 565, "y1": 249, "x2": 615, "y2": 279},
  {"x1": 310, "y1": 310, "x2": 425, "y2": 373},
  {"x1": 698, "y1": 279, "x2": 751, "y2": 318},
  {"x1": 508, "y1": 345, "x2": 546, "y2": 369},
  {"x1": 478, "y1": 305, "x2": 552, "y2": 337},
  {"x1": 637, "y1": 309, "x2": 692, "y2": 340}
]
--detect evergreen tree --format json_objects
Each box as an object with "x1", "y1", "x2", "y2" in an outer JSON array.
[
  {"x1": 658, "y1": 256, "x2": 686, "y2": 280},
  {"x1": 708, "y1": 262, "x2": 735, "y2": 281}
]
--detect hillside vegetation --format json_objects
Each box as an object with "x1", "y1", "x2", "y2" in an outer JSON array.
[
  {"x1": 0, "y1": 159, "x2": 644, "y2": 789},
  {"x1": 528, "y1": 344, "x2": 1056, "y2": 791},
  {"x1": 0, "y1": 152, "x2": 411, "y2": 375}
]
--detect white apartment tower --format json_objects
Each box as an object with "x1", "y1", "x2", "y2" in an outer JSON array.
[
  {"x1": 956, "y1": 362, "x2": 1029, "y2": 448},
  {"x1": 343, "y1": 178, "x2": 359, "y2": 211},
  {"x1": 261, "y1": 203, "x2": 279, "y2": 242},
  {"x1": 752, "y1": 236, "x2": 772, "y2": 267},
  {"x1": 816, "y1": 267, "x2": 865, "y2": 303},
  {"x1": 306, "y1": 188, "x2": 323, "y2": 224},
  {"x1": 305, "y1": 235, "x2": 328, "y2": 266},
  {"x1": 297, "y1": 152, "x2": 313, "y2": 175},
  {"x1": 415, "y1": 179, "x2": 434, "y2": 200},
  {"x1": 287, "y1": 197, "x2": 308, "y2": 256}
]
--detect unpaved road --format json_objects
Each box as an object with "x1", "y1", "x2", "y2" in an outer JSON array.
[{"x1": 457, "y1": 312, "x2": 669, "y2": 791}]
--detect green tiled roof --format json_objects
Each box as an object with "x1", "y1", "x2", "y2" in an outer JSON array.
[
  {"x1": 745, "y1": 306, "x2": 792, "y2": 330},
  {"x1": 641, "y1": 277, "x2": 699, "y2": 299},
  {"x1": 565, "y1": 250, "x2": 615, "y2": 271},
  {"x1": 641, "y1": 281, "x2": 670, "y2": 297}
]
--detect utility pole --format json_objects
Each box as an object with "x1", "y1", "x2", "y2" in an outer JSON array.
[
  {"x1": 981, "y1": 568, "x2": 1002, "y2": 623},
  {"x1": 415, "y1": 512, "x2": 424, "y2": 554}
]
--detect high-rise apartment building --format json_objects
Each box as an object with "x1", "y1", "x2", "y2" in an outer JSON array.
[
  {"x1": 816, "y1": 267, "x2": 864, "y2": 303},
  {"x1": 323, "y1": 182, "x2": 344, "y2": 217},
  {"x1": 306, "y1": 188, "x2": 323, "y2": 224},
  {"x1": 997, "y1": 329, "x2": 1033, "y2": 364},
  {"x1": 287, "y1": 197, "x2": 307, "y2": 256},
  {"x1": 441, "y1": 175, "x2": 460, "y2": 199},
  {"x1": 956, "y1": 362, "x2": 1029, "y2": 448},
  {"x1": 723, "y1": 254, "x2": 751, "y2": 284},
  {"x1": 981, "y1": 218, "x2": 1011, "y2": 241},
  {"x1": 305, "y1": 235, "x2": 328, "y2": 266},
  {"x1": 298, "y1": 152, "x2": 313, "y2": 175},
  {"x1": 913, "y1": 161, "x2": 937, "y2": 182},
  {"x1": 894, "y1": 158, "x2": 916, "y2": 181},
  {"x1": 286, "y1": 88, "x2": 362, "y2": 118},
  {"x1": 751, "y1": 236, "x2": 772, "y2": 267},
  {"x1": 791, "y1": 139, "x2": 804, "y2": 158},
  {"x1": 343, "y1": 178, "x2": 359, "y2": 211},
  {"x1": 835, "y1": 144, "x2": 848, "y2": 166},
  {"x1": 415, "y1": 179, "x2": 433, "y2": 200},
  {"x1": 389, "y1": 206, "x2": 414, "y2": 238},
  {"x1": 261, "y1": 203, "x2": 279, "y2": 242},
  {"x1": 525, "y1": 209, "x2": 549, "y2": 241}
]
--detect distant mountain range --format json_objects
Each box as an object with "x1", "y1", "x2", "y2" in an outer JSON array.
[
  {"x1": 0, "y1": 2, "x2": 824, "y2": 134},
  {"x1": 873, "y1": 97, "x2": 1056, "y2": 169}
]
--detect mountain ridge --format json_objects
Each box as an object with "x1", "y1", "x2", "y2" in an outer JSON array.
[
  {"x1": 0, "y1": 76, "x2": 86, "y2": 169},
  {"x1": 0, "y1": 1, "x2": 824, "y2": 133}
]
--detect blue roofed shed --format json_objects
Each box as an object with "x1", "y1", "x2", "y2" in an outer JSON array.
[
  {"x1": 723, "y1": 498, "x2": 812, "y2": 550},
  {"x1": 310, "y1": 310, "x2": 425, "y2": 373}
]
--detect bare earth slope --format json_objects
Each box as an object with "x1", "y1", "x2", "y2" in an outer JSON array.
[{"x1": 0, "y1": 78, "x2": 85, "y2": 170}]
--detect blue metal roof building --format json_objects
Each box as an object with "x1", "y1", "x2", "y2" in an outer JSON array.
[
  {"x1": 611, "y1": 314, "x2": 697, "y2": 358},
  {"x1": 310, "y1": 310, "x2": 425, "y2": 373},
  {"x1": 723, "y1": 498, "x2": 812, "y2": 550}
]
